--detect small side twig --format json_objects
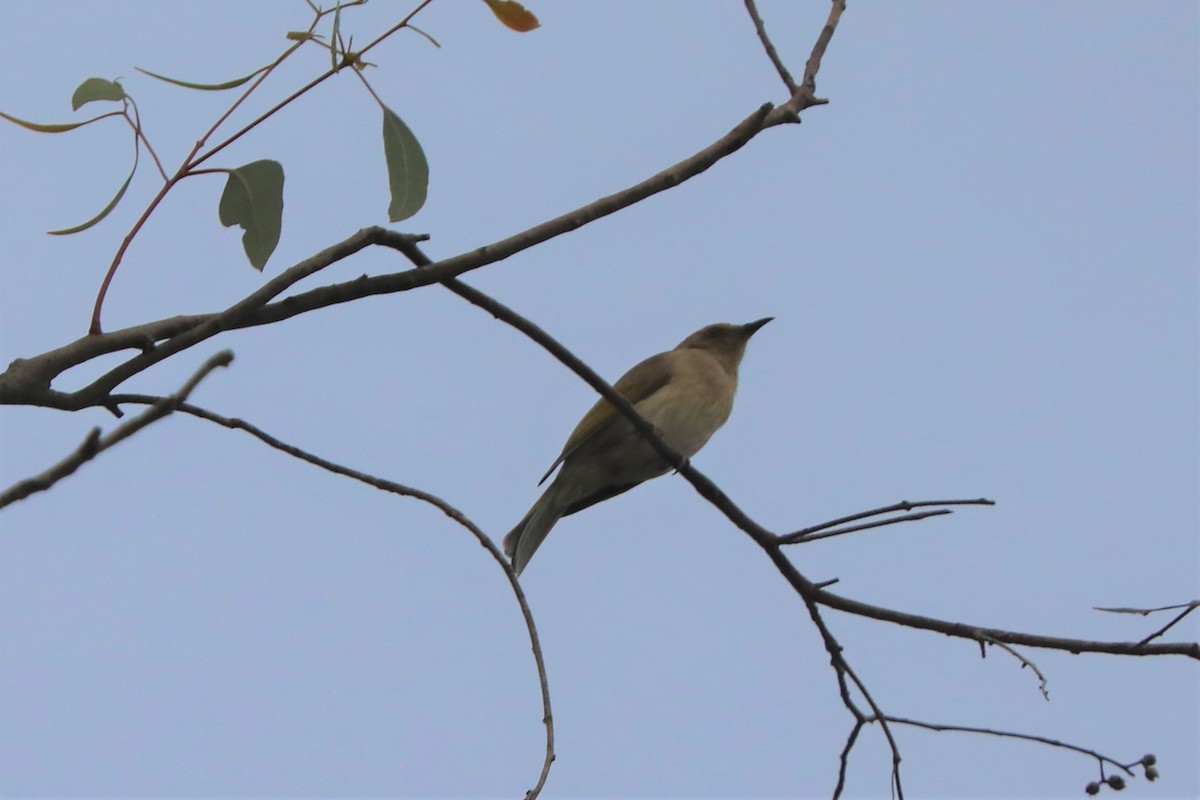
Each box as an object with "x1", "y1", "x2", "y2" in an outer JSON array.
[
  {"x1": 1095, "y1": 600, "x2": 1200, "y2": 647},
  {"x1": 0, "y1": 350, "x2": 232, "y2": 509},
  {"x1": 782, "y1": 509, "x2": 951, "y2": 543},
  {"x1": 977, "y1": 633, "x2": 1050, "y2": 701},
  {"x1": 779, "y1": 498, "x2": 994, "y2": 544}
]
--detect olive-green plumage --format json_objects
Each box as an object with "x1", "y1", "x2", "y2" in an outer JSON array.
[{"x1": 504, "y1": 318, "x2": 771, "y2": 575}]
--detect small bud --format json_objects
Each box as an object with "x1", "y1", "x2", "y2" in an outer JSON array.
[
  {"x1": 1085, "y1": 781, "x2": 1101, "y2": 796},
  {"x1": 1145, "y1": 766, "x2": 1159, "y2": 781},
  {"x1": 1140, "y1": 753, "x2": 1156, "y2": 767},
  {"x1": 1106, "y1": 775, "x2": 1125, "y2": 790}
]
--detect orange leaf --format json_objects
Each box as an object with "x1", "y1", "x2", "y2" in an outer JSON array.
[{"x1": 482, "y1": 0, "x2": 540, "y2": 32}]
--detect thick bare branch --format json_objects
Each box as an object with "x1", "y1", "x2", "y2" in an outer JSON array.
[{"x1": 0, "y1": 231, "x2": 405, "y2": 413}]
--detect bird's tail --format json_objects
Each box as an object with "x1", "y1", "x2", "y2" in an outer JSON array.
[{"x1": 503, "y1": 487, "x2": 566, "y2": 577}]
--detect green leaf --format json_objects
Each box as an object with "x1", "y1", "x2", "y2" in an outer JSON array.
[
  {"x1": 135, "y1": 65, "x2": 268, "y2": 91},
  {"x1": 331, "y1": 2, "x2": 342, "y2": 70},
  {"x1": 381, "y1": 105, "x2": 428, "y2": 222},
  {"x1": 218, "y1": 160, "x2": 285, "y2": 271},
  {"x1": 0, "y1": 109, "x2": 118, "y2": 132},
  {"x1": 48, "y1": 146, "x2": 140, "y2": 236},
  {"x1": 71, "y1": 77, "x2": 126, "y2": 110}
]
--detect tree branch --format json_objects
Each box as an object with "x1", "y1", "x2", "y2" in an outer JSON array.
[
  {"x1": 882, "y1": 715, "x2": 1156, "y2": 786},
  {"x1": 779, "y1": 498, "x2": 995, "y2": 544},
  {"x1": 2, "y1": 2, "x2": 852, "y2": 414},
  {"x1": 0, "y1": 350, "x2": 232, "y2": 508},
  {"x1": 3, "y1": 97, "x2": 780, "y2": 413},
  {"x1": 765, "y1": 0, "x2": 846, "y2": 125},
  {"x1": 106, "y1": 396, "x2": 558, "y2": 799},
  {"x1": 801, "y1": 594, "x2": 906, "y2": 800},
  {"x1": 744, "y1": 0, "x2": 799, "y2": 95},
  {"x1": 370, "y1": 238, "x2": 1200, "y2": 663}
]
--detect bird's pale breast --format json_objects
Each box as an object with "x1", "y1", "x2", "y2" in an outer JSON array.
[{"x1": 635, "y1": 350, "x2": 736, "y2": 457}]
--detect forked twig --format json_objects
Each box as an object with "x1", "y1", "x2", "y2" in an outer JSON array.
[{"x1": 0, "y1": 351, "x2": 232, "y2": 508}]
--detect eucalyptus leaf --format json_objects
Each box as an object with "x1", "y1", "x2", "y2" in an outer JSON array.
[
  {"x1": 48, "y1": 146, "x2": 140, "y2": 236},
  {"x1": 381, "y1": 105, "x2": 428, "y2": 222},
  {"x1": 135, "y1": 65, "x2": 268, "y2": 91},
  {"x1": 218, "y1": 160, "x2": 285, "y2": 271},
  {"x1": 71, "y1": 77, "x2": 126, "y2": 110},
  {"x1": 331, "y1": 2, "x2": 342, "y2": 70},
  {"x1": 0, "y1": 109, "x2": 117, "y2": 133}
]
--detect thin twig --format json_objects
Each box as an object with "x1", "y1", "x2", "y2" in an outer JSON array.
[
  {"x1": 780, "y1": 508, "x2": 954, "y2": 544},
  {"x1": 0, "y1": 351, "x2": 232, "y2": 508},
  {"x1": 188, "y1": 0, "x2": 378, "y2": 169},
  {"x1": 977, "y1": 634, "x2": 1050, "y2": 701},
  {"x1": 90, "y1": 0, "x2": 431, "y2": 332},
  {"x1": 744, "y1": 0, "x2": 798, "y2": 94},
  {"x1": 833, "y1": 720, "x2": 863, "y2": 800},
  {"x1": 881, "y1": 716, "x2": 1146, "y2": 779},
  {"x1": 1095, "y1": 601, "x2": 1200, "y2": 647},
  {"x1": 781, "y1": 498, "x2": 994, "y2": 543},
  {"x1": 801, "y1": 595, "x2": 905, "y2": 800},
  {"x1": 1134, "y1": 602, "x2": 1200, "y2": 647},
  {"x1": 106, "y1": 397, "x2": 558, "y2": 800},
  {"x1": 90, "y1": 12, "x2": 322, "y2": 334}
]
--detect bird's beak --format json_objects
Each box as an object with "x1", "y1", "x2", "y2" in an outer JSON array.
[{"x1": 743, "y1": 317, "x2": 774, "y2": 336}]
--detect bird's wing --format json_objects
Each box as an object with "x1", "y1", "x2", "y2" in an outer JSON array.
[{"x1": 536, "y1": 351, "x2": 675, "y2": 485}]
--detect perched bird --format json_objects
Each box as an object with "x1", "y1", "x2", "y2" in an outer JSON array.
[{"x1": 504, "y1": 318, "x2": 772, "y2": 575}]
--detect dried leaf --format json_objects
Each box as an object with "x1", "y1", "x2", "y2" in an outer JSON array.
[{"x1": 482, "y1": 0, "x2": 540, "y2": 32}]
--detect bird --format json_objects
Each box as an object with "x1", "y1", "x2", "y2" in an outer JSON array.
[{"x1": 503, "y1": 317, "x2": 772, "y2": 575}]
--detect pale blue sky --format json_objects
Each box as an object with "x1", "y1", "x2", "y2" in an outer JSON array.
[{"x1": 1, "y1": 2, "x2": 1197, "y2": 798}]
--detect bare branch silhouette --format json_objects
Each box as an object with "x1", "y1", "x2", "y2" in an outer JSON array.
[
  {"x1": 744, "y1": 0, "x2": 798, "y2": 94},
  {"x1": 779, "y1": 498, "x2": 995, "y2": 544},
  {"x1": 2, "y1": 2, "x2": 1192, "y2": 795},
  {"x1": 0, "y1": 350, "x2": 231, "y2": 508},
  {"x1": 107, "y1": 396, "x2": 558, "y2": 799}
]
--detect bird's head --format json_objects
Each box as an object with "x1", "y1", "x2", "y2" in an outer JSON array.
[{"x1": 676, "y1": 317, "x2": 772, "y2": 371}]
